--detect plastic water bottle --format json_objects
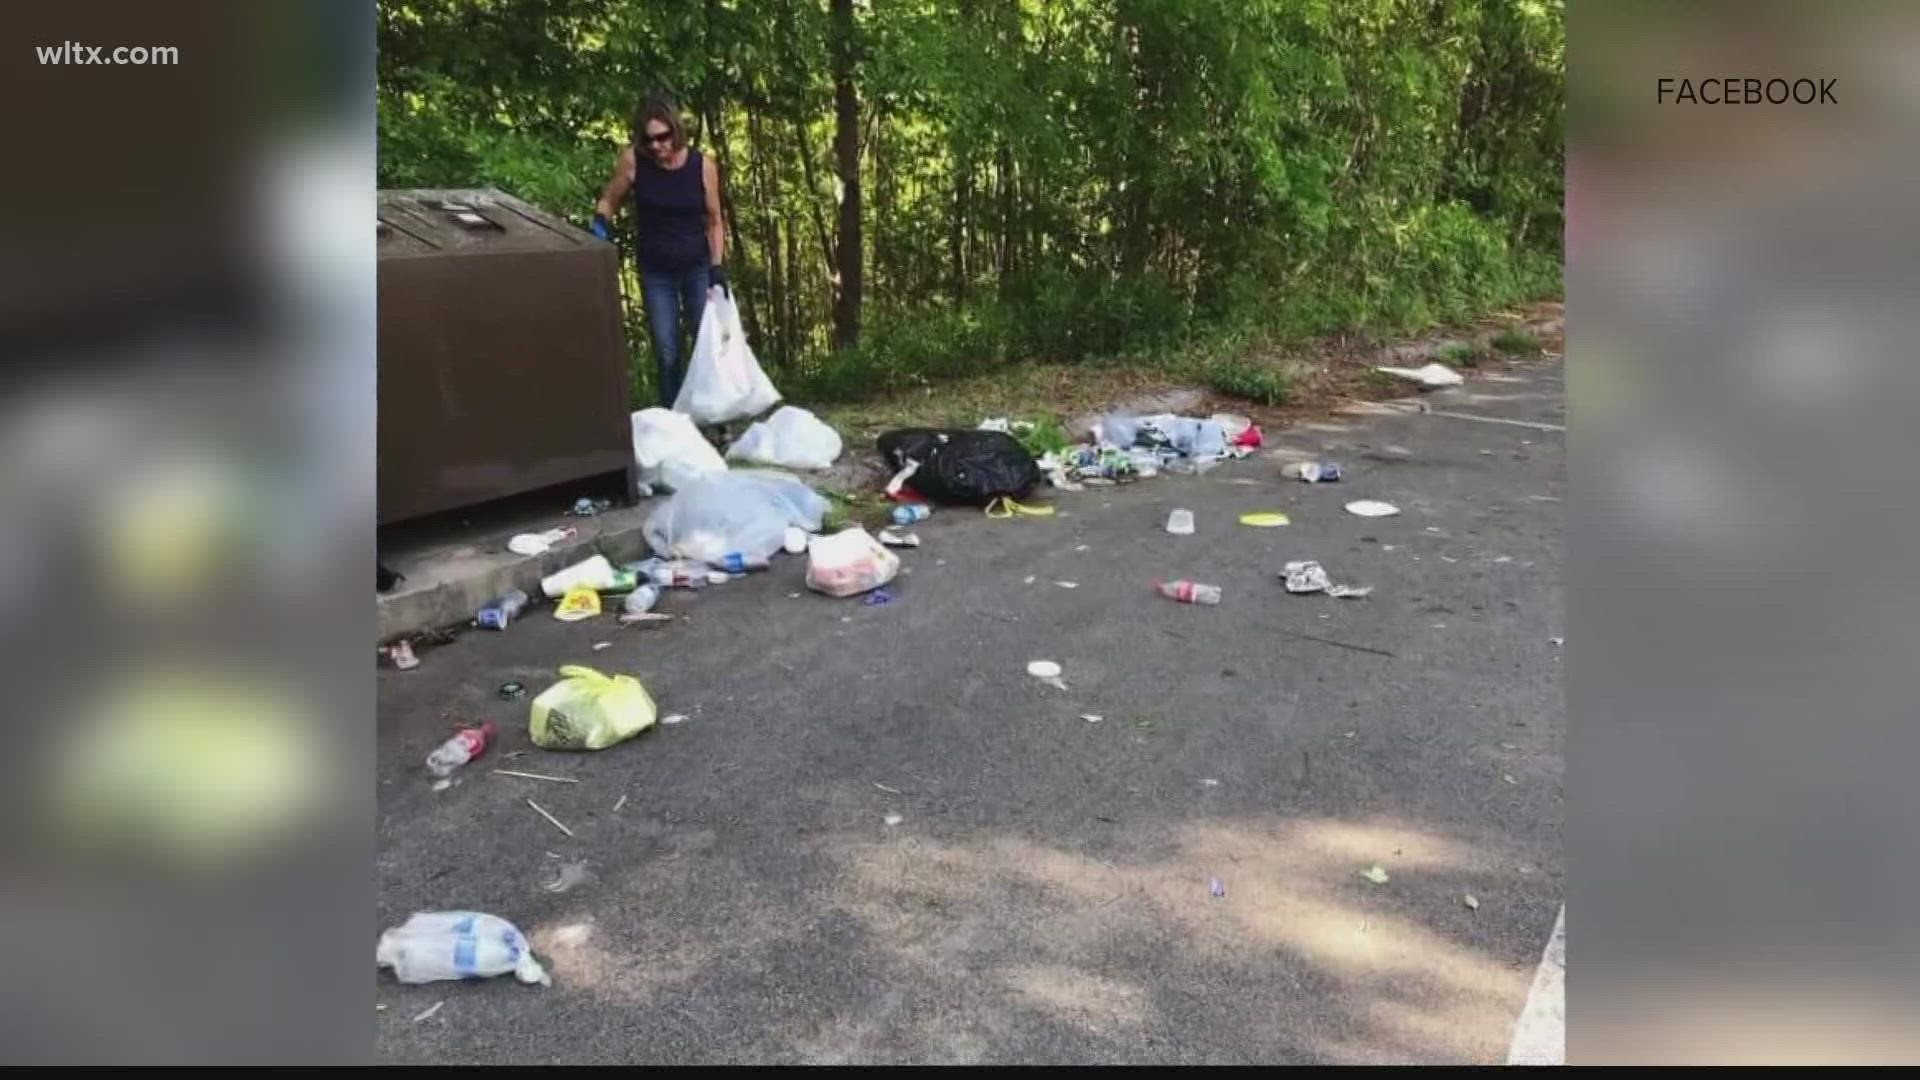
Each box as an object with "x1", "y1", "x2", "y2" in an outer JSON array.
[
  {"x1": 477, "y1": 589, "x2": 529, "y2": 630},
  {"x1": 622, "y1": 584, "x2": 661, "y2": 615},
  {"x1": 376, "y1": 911, "x2": 550, "y2": 986},
  {"x1": 891, "y1": 504, "x2": 933, "y2": 526},
  {"x1": 1154, "y1": 579, "x2": 1222, "y2": 605},
  {"x1": 710, "y1": 552, "x2": 770, "y2": 573},
  {"x1": 425, "y1": 720, "x2": 496, "y2": 777}
]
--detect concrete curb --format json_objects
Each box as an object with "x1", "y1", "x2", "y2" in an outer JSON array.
[{"x1": 379, "y1": 504, "x2": 659, "y2": 643}]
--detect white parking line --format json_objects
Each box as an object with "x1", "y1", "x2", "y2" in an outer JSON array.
[{"x1": 1507, "y1": 905, "x2": 1566, "y2": 1065}]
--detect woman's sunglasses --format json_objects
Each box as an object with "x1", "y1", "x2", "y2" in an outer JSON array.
[{"x1": 644, "y1": 130, "x2": 674, "y2": 146}]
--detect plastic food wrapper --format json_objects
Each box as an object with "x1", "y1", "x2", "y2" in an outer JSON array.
[
  {"x1": 553, "y1": 586, "x2": 601, "y2": 622},
  {"x1": 1283, "y1": 560, "x2": 1335, "y2": 594},
  {"x1": 529, "y1": 665, "x2": 658, "y2": 751},
  {"x1": 377, "y1": 911, "x2": 550, "y2": 987},
  {"x1": 725, "y1": 405, "x2": 843, "y2": 470},
  {"x1": 674, "y1": 288, "x2": 782, "y2": 424},
  {"x1": 806, "y1": 527, "x2": 901, "y2": 597},
  {"x1": 632, "y1": 407, "x2": 728, "y2": 492},
  {"x1": 642, "y1": 470, "x2": 828, "y2": 564}
]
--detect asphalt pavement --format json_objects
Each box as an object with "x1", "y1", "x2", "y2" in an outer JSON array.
[{"x1": 377, "y1": 359, "x2": 1565, "y2": 1064}]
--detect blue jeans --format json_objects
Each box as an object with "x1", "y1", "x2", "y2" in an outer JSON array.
[{"x1": 641, "y1": 266, "x2": 711, "y2": 408}]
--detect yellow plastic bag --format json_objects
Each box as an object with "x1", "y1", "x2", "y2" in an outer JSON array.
[{"x1": 529, "y1": 665, "x2": 657, "y2": 751}]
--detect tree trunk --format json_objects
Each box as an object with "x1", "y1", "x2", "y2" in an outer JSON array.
[
  {"x1": 952, "y1": 146, "x2": 971, "y2": 299},
  {"x1": 830, "y1": 0, "x2": 863, "y2": 351}
]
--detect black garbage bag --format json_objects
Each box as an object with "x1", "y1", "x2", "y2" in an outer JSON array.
[{"x1": 877, "y1": 428, "x2": 1042, "y2": 506}]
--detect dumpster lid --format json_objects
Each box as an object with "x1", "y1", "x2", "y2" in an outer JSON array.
[{"x1": 377, "y1": 188, "x2": 604, "y2": 257}]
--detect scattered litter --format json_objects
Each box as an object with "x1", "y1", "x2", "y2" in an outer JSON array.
[
  {"x1": 525, "y1": 798, "x2": 575, "y2": 838},
  {"x1": 1426, "y1": 526, "x2": 1445, "y2": 534},
  {"x1": 1282, "y1": 561, "x2": 1334, "y2": 594},
  {"x1": 1529, "y1": 494, "x2": 1561, "y2": 502},
  {"x1": 644, "y1": 471, "x2": 828, "y2": 565},
  {"x1": 784, "y1": 526, "x2": 810, "y2": 554},
  {"x1": 806, "y1": 527, "x2": 901, "y2": 597},
  {"x1": 1361, "y1": 865, "x2": 1391, "y2": 885},
  {"x1": 612, "y1": 794, "x2": 628, "y2": 812},
  {"x1": 1155, "y1": 579, "x2": 1222, "y2": 605},
  {"x1": 1440, "y1": 556, "x2": 1458, "y2": 564},
  {"x1": 508, "y1": 527, "x2": 577, "y2": 557},
  {"x1": 1281, "y1": 461, "x2": 1342, "y2": 483},
  {"x1": 1209, "y1": 877, "x2": 1227, "y2": 899},
  {"x1": 1345, "y1": 500, "x2": 1401, "y2": 518},
  {"x1": 1326, "y1": 584, "x2": 1373, "y2": 599},
  {"x1": 1074, "y1": 544, "x2": 1089, "y2": 552},
  {"x1": 566, "y1": 497, "x2": 613, "y2": 518},
  {"x1": 431, "y1": 779, "x2": 452, "y2": 792},
  {"x1": 499, "y1": 681, "x2": 526, "y2": 700},
  {"x1": 883, "y1": 814, "x2": 904, "y2": 827},
  {"x1": 553, "y1": 585, "x2": 602, "y2": 622},
  {"x1": 632, "y1": 407, "x2": 728, "y2": 492},
  {"x1": 1200, "y1": 778, "x2": 1221, "y2": 787},
  {"x1": 1463, "y1": 894, "x2": 1480, "y2": 911},
  {"x1": 591, "y1": 641, "x2": 612, "y2": 651},
  {"x1": 1165, "y1": 508, "x2": 1195, "y2": 535},
  {"x1": 477, "y1": 588, "x2": 532, "y2": 630},
  {"x1": 493, "y1": 769, "x2": 580, "y2": 784},
  {"x1": 427, "y1": 720, "x2": 496, "y2": 778},
  {"x1": 621, "y1": 584, "x2": 661, "y2": 617},
  {"x1": 1375, "y1": 362, "x2": 1464, "y2": 388},
  {"x1": 542, "y1": 861, "x2": 593, "y2": 894},
  {"x1": 863, "y1": 588, "x2": 895, "y2": 607},
  {"x1": 874, "y1": 782, "x2": 901, "y2": 794},
  {"x1": 1224, "y1": 478, "x2": 1262, "y2": 486},
  {"x1": 541, "y1": 554, "x2": 618, "y2": 598},
  {"x1": 530, "y1": 665, "x2": 657, "y2": 750},
  {"x1": 1500, "y1": 742, "x2": 1519, "y2": 751},
  {"x1": 661, "y1": 713, "x2": 688, "y2": 725},
  {"x1": 1502, "y1": 774, "x2": 1517, "y2": 785},
  {"x1": 1080, "y1": 714, "x2": 1103, "y2": 724},
  {"x1": 377, "y1": 911, "x2": 550, "y2": 987},
  {"x1": 1023, "y1": 575, "x2": 1037, "y2": 585},
  {"x1": 890, "y1": 503, "x2": 933, "y2": 527},
  {"x1": 1054, "y1": 580, "x2": 1078, "y2": 589},
  {"x1": 878, "y1": 428, "x2": 1043, "y2": 506},
  {"x1": 984, "y1": 495, "x2": 1054, "y2": 518},
  {"x1": 876, "y1": 529, "x2": 921, "y2": 548},
  {"x1": 412, "y1": 1000, "x2": 445, "y2": 1023},
  {"x1": 1493, "y1": 555, "x2": 1513, "y2": 564},
  {"x1": 1211, "y1": 413, "x2": 1252, "y2": 439},
  {"x1": 1027, "y1": 660, "x2": 1068, "y2": 691},
  {"x1": 1549, "y1": 636, "x2": 1564, "y2": 647},
  {"x1": 1238, "y1": 511, "x2": 1290, "y2": 528},
  {"x1": 617, "y1": 612, "x2": 674, "y2": 628},
  {"x1": 386, "y1": 641, "x2": 420, "y2": 671}
]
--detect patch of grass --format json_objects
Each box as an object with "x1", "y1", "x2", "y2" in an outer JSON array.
[
  {"x1": 1205, "y1": 359, "x2": 1292, "y2": 406},
  {"x1": 1435, "y1": 341, "x2": 1486, "y2": 368},
  {"x1": 822, "y1": 489, "x2": 893, "y2": 532},
  {"x1": 1490, "y1": 326, "x2": 1543, "y2": 355}
]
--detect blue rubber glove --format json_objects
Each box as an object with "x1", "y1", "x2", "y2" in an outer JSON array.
[{"x1": 590, "y1": 214, "x2": 611, "y2": 241}]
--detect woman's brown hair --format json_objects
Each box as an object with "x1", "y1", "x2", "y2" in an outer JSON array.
[{"x1": 631, "y1": 95, "x2": 687, "y2": 152}]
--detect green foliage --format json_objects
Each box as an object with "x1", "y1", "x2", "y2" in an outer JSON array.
[
  {"x1": 1491, "y1": 326, "x2": 1543, "y2": 355},
  {"x1": 1206, "y1": 360, "x2": 1292, "y2": 407},
  {"x1": 379, "y1": 0, "x2": 1564, "y2": 402},
  {"x1": 1436, "y1": 341, "x2": 1485, "y2": 368}
]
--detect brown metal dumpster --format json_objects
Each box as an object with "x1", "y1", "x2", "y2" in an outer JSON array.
[{"x1": 378, "y1": 188, "x2": 635, "y2": 526}]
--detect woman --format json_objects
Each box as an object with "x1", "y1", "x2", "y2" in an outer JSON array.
[{"x1": 592, "y1": 96, "x2": 728, "y2": 411}]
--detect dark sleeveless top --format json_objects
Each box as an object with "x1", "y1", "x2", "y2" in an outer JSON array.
[{"x1": 630, "y1": 148, "x2": 708, "y2": 274}]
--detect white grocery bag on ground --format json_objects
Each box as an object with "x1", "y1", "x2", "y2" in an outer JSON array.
[
  {"x1": 377, "y1": 911, "x2": 550, "y2": 986},
  {"x1": 673, "y1": 288, "x2": 781, "y2": 425},
  {"x1": 632, "y1": 408, "x2": 727, "y2": 492},
  {"x1": 725, "y1": 406, "x2": 843, "y2": 470},
  {"x1": 805, "y1": 526, "x2": 900, "y2": 597}
]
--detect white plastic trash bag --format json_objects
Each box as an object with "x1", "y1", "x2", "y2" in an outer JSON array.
[
  {"x1": 643, "y1": 470, "x2": 828, "y2": 564},
  {"x1": 377, "y1": 911, "x2": 550, "y2": 987},
  {"x1": 674, "y1": 288, "x2": 781, "y2": 425},
  {"x1": 632, "y1": 408, "x2": 727, "y2": 492},
  {"x1": 725, "y1": 406, "x2": 844, "y2": 470},
  {"x1": 805, "y1": 526, "x2": 900, "y2": 597}
]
